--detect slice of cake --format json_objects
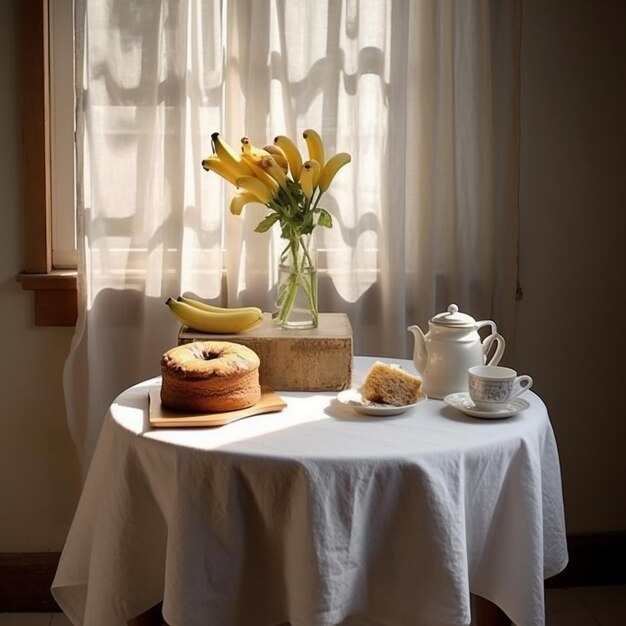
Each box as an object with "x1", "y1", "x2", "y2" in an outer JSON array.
[{"x1": 360, "y1": 361, "x2": 423, "y2": 406}]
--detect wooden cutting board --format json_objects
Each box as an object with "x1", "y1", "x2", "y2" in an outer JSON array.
[{"x1": 148, "y1": 386, "x2": 287, "y2": 428}]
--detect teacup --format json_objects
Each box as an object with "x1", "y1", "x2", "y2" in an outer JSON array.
[{"x1": 468, "y1": 365, "x2": 533, "y2": 412}]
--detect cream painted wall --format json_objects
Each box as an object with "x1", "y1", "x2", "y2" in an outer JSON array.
[
  {"x1": 0, "y1": 0, "x2": 81, "y2": 551},
  {"x1": 515, "y1": 0, "x2": 626, "y2": 533},
  {"x1": 1, "y1": 0, "x2": 624, "y2": 555}
]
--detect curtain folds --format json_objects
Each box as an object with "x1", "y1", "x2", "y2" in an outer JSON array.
[{"x1": 65, "y1": 0, "x2": 521, "y2": 471}]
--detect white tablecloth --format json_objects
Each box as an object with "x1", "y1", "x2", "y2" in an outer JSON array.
[{"x1": 52, "y1": 357, "x2": 568, "y2": 626}]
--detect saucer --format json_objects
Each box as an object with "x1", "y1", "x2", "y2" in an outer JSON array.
[
  {"x1": 337, "y1": 389, "x2": 427, "y2": 416},
  {"x1": 443, "y1": 392, "x2": 530, "y2": 419}
]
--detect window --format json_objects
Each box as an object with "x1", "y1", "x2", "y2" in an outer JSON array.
[
  {"x1": 18, "y1": 0, "x2": 77, "y2": 326},
  {"x1": 50, "y1": 0, "x2": 76, "y2": 269}
]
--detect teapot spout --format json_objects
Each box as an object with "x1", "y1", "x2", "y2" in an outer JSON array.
[{"x1": 408, "y1": 325, "x2": 427, "y2": 372}]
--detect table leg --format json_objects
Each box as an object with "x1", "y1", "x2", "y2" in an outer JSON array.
[{"x1": 473, "y1": 595, "x2": 511, "y2": 626}]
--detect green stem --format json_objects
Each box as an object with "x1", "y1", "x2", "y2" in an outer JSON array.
[
  {"x1": 298, "y1": 234, "x2": 315, "y2": 272},
  {"x1": 276, "y1": 233, "x2": 318, "y2": 327}
]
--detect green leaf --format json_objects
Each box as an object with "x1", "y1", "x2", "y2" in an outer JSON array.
[
  {"x1": 279, "y1": 225, "x2": 295, "y2": 240},
  {"x1": 317, "y1": 208, "x2": 333, "y2": 228},
  {"x1": 255, "y1": 213, "x2": 280, "y2": 233}
]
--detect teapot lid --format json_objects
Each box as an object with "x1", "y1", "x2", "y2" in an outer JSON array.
[{"x1": 431, "y1": 304, "x2": 476, "y2": 328}]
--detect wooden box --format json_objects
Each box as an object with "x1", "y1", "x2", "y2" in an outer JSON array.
[{"x1": 178, "y1": 313, "x2": 353, "y2": 391}]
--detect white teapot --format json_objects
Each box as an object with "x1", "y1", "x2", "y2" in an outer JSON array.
[{"x1": 408, "y1": 304, "x2": 505, "y2": 399}]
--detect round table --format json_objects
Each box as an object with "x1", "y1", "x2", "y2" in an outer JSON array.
[{"x1": 52, "y1": 357, "x2": 568, "y2": 626}]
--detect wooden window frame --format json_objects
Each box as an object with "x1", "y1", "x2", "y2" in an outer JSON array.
[{"x1": 17, "y1": 0, "x2": 77, "y2": 327}]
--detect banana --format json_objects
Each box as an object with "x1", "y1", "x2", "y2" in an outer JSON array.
[
  {"x1": 201, "y1": 155, "x2": 239, "y2": 186},
  {"x1": 300, "y1": 160, "x2": 321, "y2": 199},
  {"x1": 211, "y1": 133, "x2": 253, "y2": 178},
  {"x1": 262, "y1": 144, "x2": 289, "y2": 172},
  {"x1": 259, "y1": 155, "x2": 289, "y2": 188},
  {"x1": 274, "y1": 135, "x2": 303, "y2": 181},
  {"x1": 318, "y1": 152, "x2": 351, "y2": 192},
  {"x1": 236, "y1": 175, "x2": 275, "y2": 204},
  {"x1": 177, "y1": 295, "x2": 262, "y2": 315},
  {"x1": 240, "y1": 157, "x2": 281, "y2": 195},
  {"x1": 229, "y1": 191, "x2": 260, "y2": 216},
  {"x1": 241, "y1": 136, "x2": 272, "y2": 163},
  {"x1": 166, "y1": 297, "x2": 263, "y2": 333},
  {"x1": 303, "y1": 129, "x2": 325, "y2": 168}
]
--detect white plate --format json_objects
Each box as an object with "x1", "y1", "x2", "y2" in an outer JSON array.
[
  {"x1": 444, "y1": 392, "x2": 530, "y2": 419},
  {"x1": 336, "y1": 389, "x2": 427, "y2": 416}
]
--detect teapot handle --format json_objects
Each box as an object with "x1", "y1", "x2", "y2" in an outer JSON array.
[
  {"x1": 476, "y1": 319, "x2": 497, "y2": 336},
  {"x1": 482, "y1": 332, "x2": 506, "y2": 366}
]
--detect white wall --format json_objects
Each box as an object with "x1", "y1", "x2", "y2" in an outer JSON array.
[
  {"x1": 0, "y1": 0, "x2": 80, "y2": 552},
  {"x1": 516, "y1": 0, "x2": 626, "y2": 533},
  {"x1": 1, "y1": 0, "x2": 624, "y2": 553}
]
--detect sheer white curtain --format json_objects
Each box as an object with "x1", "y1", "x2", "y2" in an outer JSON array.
[{"x1": 65, "y1": 0, "x2": 521, "y2": 470}]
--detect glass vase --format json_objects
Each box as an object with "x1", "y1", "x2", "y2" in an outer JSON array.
[{"x1": 275, "y1": 233, "x2": 318, "y2": 329}]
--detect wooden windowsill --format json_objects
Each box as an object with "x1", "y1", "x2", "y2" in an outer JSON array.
[{"x1": 18, "y1": 270, "x2": 78, "y2": 327}]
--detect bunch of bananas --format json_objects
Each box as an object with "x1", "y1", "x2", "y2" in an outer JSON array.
[
  {"x1": 166, "y1": 296, "x2": 264, "y2": 334},
  {"x1": 201, "y1": 129, "x2": 351, "y2": 225},
  {"x1": 200, "y1": 129, "x2": 350, "y2": 328}
]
